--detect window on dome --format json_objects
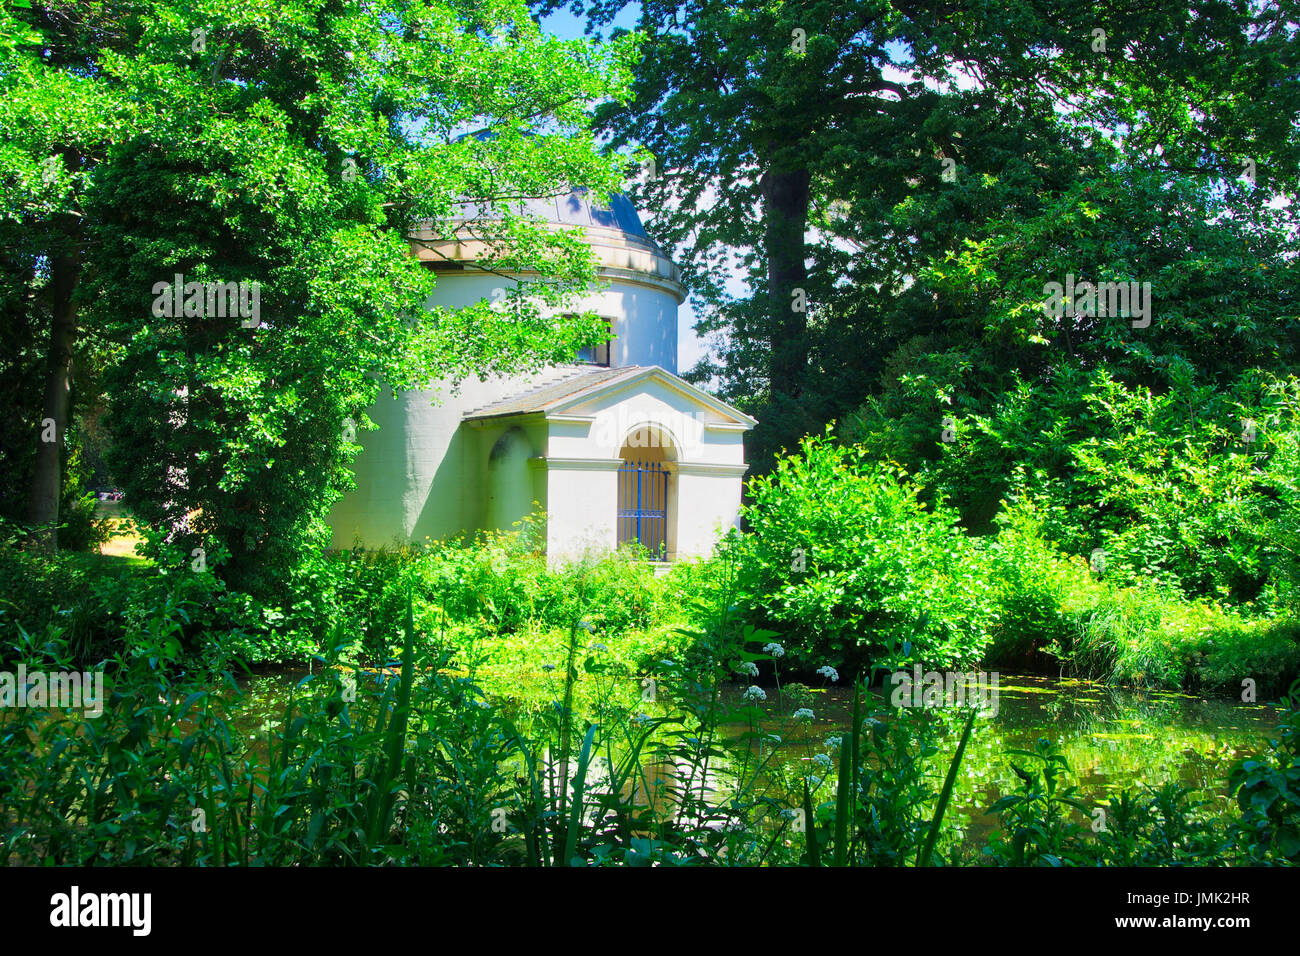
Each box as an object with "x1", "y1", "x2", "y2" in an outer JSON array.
[{"x1": 575, "y1": 316, "x2": 614, "y2": 367}]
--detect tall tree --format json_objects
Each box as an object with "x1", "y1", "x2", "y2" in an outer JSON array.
[
  {"x1": 545, "y1": 0, "x2": 1300, "y2": 465},
  {"x1": 0, "y1": 0, "x2": 637, "y2": 582}
]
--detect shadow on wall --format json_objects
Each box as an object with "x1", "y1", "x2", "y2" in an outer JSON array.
[
  {"x1": 617, "y1": 287, "x2": 677, "y2": 374},
  {"x1": 409, "y1": 420, "x2": 472, "y2": 543},
  {"x1": 486, "y1": 426, "x2": 537, "y2": 533}
]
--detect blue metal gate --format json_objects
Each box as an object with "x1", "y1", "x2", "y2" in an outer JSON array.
[{"x1": 617, "y1": 460, "x2": 668, "y2": 559}]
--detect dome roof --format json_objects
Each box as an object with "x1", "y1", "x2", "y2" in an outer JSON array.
[
  {"x1": 521, "y1": 189, "x2": 650, "y2": 239},
  {"x1": 450, "y1": 189, "x2": 651, "y2": 242},
  {"x1": 452, "y1": 130, "x2": 652, "y2": 241}
]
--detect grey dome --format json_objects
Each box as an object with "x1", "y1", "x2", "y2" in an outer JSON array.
[
  {"x1": 451, "y1": 189, "x2": 650, "y2": 241},
  {"x1": 526, "y1": 190, "x2": 649, "y2": 239},
  {"x1": 453, "y1": 129, "x2": 651, "y2": 240}
]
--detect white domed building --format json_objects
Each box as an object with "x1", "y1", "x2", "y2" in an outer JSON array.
[{"x1": 327, "y1": 189, "x2": 755, "y2": 563}]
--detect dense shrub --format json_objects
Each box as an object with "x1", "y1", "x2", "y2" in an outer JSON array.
[
  {"x1": 733, "y1": 430, "x2": 997, "y2": 676},
  {"x1": 982, "y1": 502, "x2": 1104, "y2": 669},
  {"x1": 1230, "y1": 679, "x2": 1300, "y2": 863},
  {"x1": 1, "y1": 516, "x2": 709, "y2": 674},
  {"x1": 850, "y1": 367, "x2": 1300, "y2": 609},
  {"x1": 978, "y1": 502, "x2": 1300, "y2": 692}
]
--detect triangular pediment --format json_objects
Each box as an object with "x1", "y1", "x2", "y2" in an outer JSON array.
[{"x1": 463, "y1": 365, "x2": 757, "y2": 428}]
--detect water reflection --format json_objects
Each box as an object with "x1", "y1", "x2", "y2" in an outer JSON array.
[
  {"x1": 713, "y1": 675, "x2": 1278, "y2": 844},
  {"x1": 227, "y1": 670, "x2": 1278, "y2": 847}
]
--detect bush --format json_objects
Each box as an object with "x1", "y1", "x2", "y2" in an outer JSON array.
[
  {"x1": 733, "y1": 429, "x2": 997, "y2": 676},
  {"x1": 979, "y1": 501, "x2": 1300, "y2": 692},
  {"x1": 1230, "y1": 678, "x2": 1300, "y2": 864},
  {"x1": 983, "y1": 501, "x2": 1104, "y2": 669},
  {"x1": 851, "y1": 366, "x2": 1300, "y2": 609}
]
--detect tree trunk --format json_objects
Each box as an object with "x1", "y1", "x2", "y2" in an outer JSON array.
[
  {"x1": 760, "y1": 165, "x2": 811, "y2": 399},
  {"x1": 27, "y1": 212, "x2": 81, "y2": 552}
]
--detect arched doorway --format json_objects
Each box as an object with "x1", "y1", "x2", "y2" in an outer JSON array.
[{"x1": 617, "y1": 425, "x2": 675, "y2": 560}]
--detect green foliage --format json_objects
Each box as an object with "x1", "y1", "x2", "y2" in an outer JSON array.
[
  {"x1": 983, "y1": 742, "x2": 1230, "y2": 867},
  {"x1": 1230, "y1": 680, "x2": 1300, "y2": 864},
  {"x1": 733, "y1": 429, "x2": 996, "y2": 674},
  {"x1": 980, "y1": 501, "x2": 1300, "y2": 694},
  {"x1": 4, "y1": 569, "x2": 1296, "y2": 867},
  {"x1": 1090, "y1": 784, "x2": 1227, "y2": 866},
  {"x1": 982, "y1": 503, "x2": 1103, "y2": 669},
  {"x1": 0, "y1": 0, "x2": 639, "y2": 587},
  {"x1": 565, "y1": 0, "x2": 1300, "y2": 463},
  {"x1": 845, "y1": 170, "x2": 1300, "y2": 606},
  {"x1": 983, "y1": 738, "x2": 1092, "y2": 866}
]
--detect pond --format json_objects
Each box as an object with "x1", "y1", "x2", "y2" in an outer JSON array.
[
  {"x1": 225, "y1": 669, "x2": 1278, "y2": 850},
  {"x1": 711, "y1": 675, "x2": 1279, "y2": 848}
]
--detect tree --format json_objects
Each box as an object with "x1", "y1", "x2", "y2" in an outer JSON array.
[
  {"x1": 544, "y1": 0, "x2": 1300, "y2": 465},
  {"x1": 0, "y1": 0, "x2": 637, "y2": 585}
]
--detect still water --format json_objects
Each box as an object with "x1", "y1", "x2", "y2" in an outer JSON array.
[
  {"x1": 713, "y1": 675, "x2": 1278, "y2": 844},
  {"x1": 229, "y1": 670, "x2": 1278, "y2": 842}
]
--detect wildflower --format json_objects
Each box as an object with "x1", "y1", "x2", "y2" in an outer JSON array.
[
  {"x1": 541, "y1": 664, "x2": 556, "y2": 672},
  {"x1": 824, "y1": 734, "x2": 843, "y2": 749},
  {"x1": 812, "y1": 753, "x2": 833, "y2": 770},
  {"x1": 765, "y1": 733, "x2": 782, "y2": 745},
  {"x1": 738, "y1": 661, "x2": 759, "y2": 677},
  {"x1": 807, "y1": 774, "x2": 823, "y2": 789},
  {"x1": 793, "y1": 708, "x2": 814, "y2": 721},
  {"x1": 816, "y1": 665, "x2": 839, "y2": 683},
  {"x1": 589, "y1": 642, "x2": 608, "y2": 653},
  {"x1": 763, "y1": 642, "x2": 785, "y2": 658},
  {"x1": 742, "y1": 686, "x2": 767, "y2": 702}
]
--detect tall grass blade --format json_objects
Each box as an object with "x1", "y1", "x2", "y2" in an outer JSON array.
[
  {"x1": 802, "y1": 779, "x2": 821, "y2": 867},
  {"x1": 832, "y1": 696, "x2": 855, "y2": 867},
  {"x1": 916, "y1": 705, "x2": 978, "y2": 867},
  {"x1": 562, "y1": 724, "x2": 598, "y2": 866},
  {"x1": 366, "y1": 590, "x2": 416, "y2": 848},
  {"x1": 843, "y1": 677, "x2": 863, "y2": 865}
]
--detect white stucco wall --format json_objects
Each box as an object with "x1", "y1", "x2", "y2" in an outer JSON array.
[
  {"x1": 538, "y1": 372, "x2": 750, "y2": 563},
  {"x1": 327, "y1": 226, "x2": 753, "y2": 559},
  {"x1": 328, "y1": 377, "x2": 553, "y2": 548},
  {"x1": 538, "y1": 460, "x2": 620, "y2": 562},
  {"x1": 328, "y1": 265, "x2": 681, "y2": 548},
  {"x1": 411, "y1": 271, "x2": 679, "y2": 372}
]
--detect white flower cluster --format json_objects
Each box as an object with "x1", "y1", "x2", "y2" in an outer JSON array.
[
  {"x1": 742, "y1": 686, "x2": 767, "y2": 702},
  {"x1": 816, "y1": 666, "x2": 839, "y2": 682},
  {"x1": 763, "y1": 642, "x2": 785, "y2": 658},
  {"x1": 793, "y1": 708, "x2": 815, "y2": 721},
  {"x1": 738, "y1": 661, "x2": 759, "y2": 676}
]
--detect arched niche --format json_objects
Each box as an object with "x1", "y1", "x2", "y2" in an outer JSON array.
[
  {"x1": 617, "y1": 423, "x2": 678, "y2": 560},
  {"x1": 486, "y1": 426, "x2": 536, "y2": 532}
]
